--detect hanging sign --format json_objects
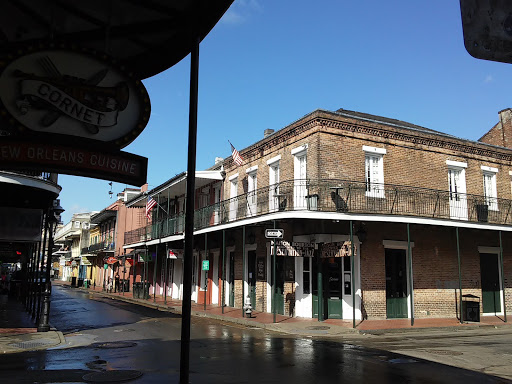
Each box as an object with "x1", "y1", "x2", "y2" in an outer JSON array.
[
  {"x1": 168, "y1": 249, "x2": 183, "y2": 259},
  {"x1": 265, "y1": 229, "x2": 284, "y2": 239},
  {"x1": 105, "y1": 256, "x2": 118, "y2": 264},
  {"x1": 321, "y1": 241, "x2": 353, "y2": 258},
  {"x1": 270, "y1": 241, "x2": 315, "y2": 257},
  {"x1": 202, "y1": 260, "x2": 209, "y2": 271}
]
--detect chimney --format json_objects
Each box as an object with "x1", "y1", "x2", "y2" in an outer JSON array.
[
  {"x1": 215, "y1": 157, "x2": 224, "y2": 165},
  {"x1": 264, "y1": 129, "x2": 274, "y2": 138},
  {"x1": 479, "y1": 109, "x2": 512, "y2": 148}
]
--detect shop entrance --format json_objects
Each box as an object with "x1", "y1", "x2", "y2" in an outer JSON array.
[
  {"x1": 385, "y1": 248, "x2": 408, "y2": 318},
  {"x1": 312, "y1": 257, "x2": 343, "y2": 319},
  {"x1": 248, "y1": 250, "x2": 257, "y2": 308},
  {"x1": 480, "y1": 253, "x2": 501, "y2": 313},
  {"x1": 228, "y1": 251, "x2": 235, "y2": 307}
]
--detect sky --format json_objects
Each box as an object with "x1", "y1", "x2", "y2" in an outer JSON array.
[{"x1": 58, "y1": 0, "x2": 512, "y2": 223}]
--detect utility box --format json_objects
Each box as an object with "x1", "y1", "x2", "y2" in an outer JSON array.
[{"x1": 462, "y1": 294, "x2": 480, "y2": 322}]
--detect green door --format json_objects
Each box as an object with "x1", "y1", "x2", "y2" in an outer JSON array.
[
  {"x1": 248, "y1": 250, "x2": 257, "y2": 308},
  {"x1": 229, "y1": 251, "x2": 235, "y2": 307},
  {"x1": 271, "y1": 257, "x2": 285, "y2": 315},
  {"x1": 326, "y1": 259, "x2": 343, "y2": 319},
  {"x1": 480, "y1": 253, "x2": 501, "y2": 313},
  {"x1": 385, "y1": 248, "x2": 408, "y2": 318},
  {"x1": 312, "y1": 257, "x2": 342, "y2": 319}
]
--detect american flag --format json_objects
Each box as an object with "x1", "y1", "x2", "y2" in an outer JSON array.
[
  {"x1": 230, "y1": 141, "x2": 243, "y2": 166},
  {"x1": 146, "y1": 196, "x2": 157, "y2": 219}
]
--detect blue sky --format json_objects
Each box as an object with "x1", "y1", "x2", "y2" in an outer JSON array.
[{"x1": 59, "y1": 0, "x2": 512, "y2": 223}]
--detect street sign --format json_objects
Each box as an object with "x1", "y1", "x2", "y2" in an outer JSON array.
[
  {"x1": 202, "y1": 260, "x2": 209, "y2": 271},
  {"x1": 265, "y1": 228, "x2": 284, "y2": 239}
]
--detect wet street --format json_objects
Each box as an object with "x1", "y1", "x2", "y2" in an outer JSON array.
[{"x1": 0, "y1": 285, "x2": 509, "y2": 383}]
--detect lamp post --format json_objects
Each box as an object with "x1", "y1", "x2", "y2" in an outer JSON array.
[{"x1": 38, "y1": 200, "x2": 64, "y2": 332}]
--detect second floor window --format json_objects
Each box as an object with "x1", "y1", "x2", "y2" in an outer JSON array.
[
  {"x1": 363, "y1": 146, "x2": 386, "y2": 198},
  {"x1": 246, "y1": 167, "x2": 258, "y2": 217},
  {"x1": 482, "y1": 166, "x2": 498, "y2": 211},
  {"x1": 267, "y1": 155, "x2": 281, "y2": 212}
]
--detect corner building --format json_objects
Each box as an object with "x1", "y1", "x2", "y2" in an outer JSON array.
[{"x1": 124, "y1": 108, "x2": 512, "y2": 323}]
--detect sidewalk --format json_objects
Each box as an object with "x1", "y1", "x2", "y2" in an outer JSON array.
[
  {"x1": 0, "y1": 293, "x2": 64, "y2": 354},
  {"x1": 55, "y1": 280, "x2": 512, "y2": 337},
  {"x1": 2, "y1": 281, "x2": 510, "y2": 354}
]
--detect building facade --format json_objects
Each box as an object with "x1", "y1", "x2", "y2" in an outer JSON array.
[{"x1": 122, "y1": 108, "x2": 512, "y2": 323}]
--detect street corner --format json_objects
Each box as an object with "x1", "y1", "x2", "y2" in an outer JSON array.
[{"x1": 0, "y1": 330, "x2": 65, "y2": 354}]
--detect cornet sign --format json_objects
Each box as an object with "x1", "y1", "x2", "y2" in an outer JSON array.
[
  {"x1": 0, "y1": 47, "x2": 149, "y2": 186},
  {"x1": 0, "y1": 48, "x2": 150, "y2": 147}
]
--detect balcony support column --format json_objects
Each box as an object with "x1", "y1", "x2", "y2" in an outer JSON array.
[
  {"x1": 242, "y1": 226, "x2": 245, "y2": 317},
  {"x1": 222, "y1": 230, "x2": 226, "y2": 314},
  {"x1": 350, "y1": 221, "x2": 355, "y2": 328},
  {"x1": 164, "y1": 244, "x2": 168, "y2": 304},
  {"x1": 500, "y1": 231, "x2": 507, "y2": 322},
  {"x1": 153, "y1": 245, "x2": 158, "y2": 302},
  {"x1": 456, "y1": 227, "x2": 463, "y2": 324},
  {"x1": 407, "y1": 223, "x2": 414, "y2": 326},
  {"x1": 204, "y1": 233, "x2": 208, "y2": 311}
]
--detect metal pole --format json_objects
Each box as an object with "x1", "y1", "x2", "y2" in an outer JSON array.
[
  {"x1": 499, "y1": 231, "x2": 507, "y2": 322},
  {"x1": 272, "y1": 220, "x2": 277, "y2": 323},
  {"x1": 456, "y1": 227, "x2": 463, "y2": 324},
  {"x1": 38, "y1": 216, "x2": 55, "y2": 332},
  {"x1": 204, "y1": 233, "x2": 207, "y2": 311},
  {"x1": 122, "y1": 257, "x2": 126, "y2": 296},
  {"x1": 407, "y1": 223, "x2": 414, "y2": 326},
  {"x1": 222, "y1": 230, "x2": 226, "y2": 314},
  {"x1": 153, "y1": 246, "x2": 158, "y2": 302},
  {"x1": 242, "y1": 226, "x2": 245, "y2": 316},
  {"x1": 350, "y1": 221, "x2": 355, "y2": 328},
  {"x1": 36, "y1": 214, "x2": 48, "y2": 323},
  {"x1": 317, "y1": 242, "x2": 323, "y2": 322},
  {"x1": 179, "y1": 35, "x2": 199, "y2": 384},
  {"x1": 164, "y1": 244, "x2": 168, "y2": 304}
]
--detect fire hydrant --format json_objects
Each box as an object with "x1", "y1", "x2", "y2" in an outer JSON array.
[{"x1": 243, "y1": 295, "x2": 253, "y2": 318}]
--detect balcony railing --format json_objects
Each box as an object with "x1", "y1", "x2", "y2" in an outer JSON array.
[
  {"x1": 86, "y1": 240, "x2": 115, "y2": 253},
  {"x1": 124, "y1": 179, "x2": 512, "y2": 245}
]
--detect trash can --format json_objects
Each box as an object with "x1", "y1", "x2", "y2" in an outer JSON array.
[
  {"x1": 71, "y1": 276, "x2": 77, "y2": 287},
  {"x1": 77, "y1": 279, "x2": 84, "y2": 288},
  {"x1": 133, "y1": 282, "x2": 141, "y2": 299},
  {"x1": 122, "y1": 279, "x2": 130, "y2": 292},
  {"x1": 83, "y1": 279, "x2": 88, "y2": 289},
  {"x1": 462, "y1": 294, "x2": 480, "y2": 322},
  {"x1": 142, "y1": 282, "x2": 150, "y2": 299}
]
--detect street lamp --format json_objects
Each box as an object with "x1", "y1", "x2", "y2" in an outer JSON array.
[{"x1": 38, "y1": 199, "x2": 64, "y2": 332}]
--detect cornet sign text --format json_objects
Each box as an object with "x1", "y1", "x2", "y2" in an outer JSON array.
[
  {"x1": 0, "y1": 47, "x2": 150, "y2": 185},
  {"x1": 0, "y1": 48, "x2": 150, "y2": 148}
]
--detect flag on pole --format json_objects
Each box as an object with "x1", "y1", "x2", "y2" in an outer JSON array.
[
  {"x1": 230, "y1": 141, "x2": 243, "y2": 166},
  {"x1": 146, "y1": 196, "x2": 157, "y2": 219}
]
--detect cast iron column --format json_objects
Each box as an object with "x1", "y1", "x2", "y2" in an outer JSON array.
[
  {"x1": 180, "y1": 35, "x2": 199, "y2": 384},
  {"x1": 500, "y1": 231, "x2": 507, "y2": 322},
  {"x1": 407, "y1": 223, "x2": 414, "y2": 326},
  {"x1": 38, "y1": 216, "x2": 55, "y2": 332},
  {"x1": 456, "y1": 227, "x2": 463, "y2": 323},
  {"x1": 350, "y1": 221, "x2": 355, "y2": 328},
  {"x1": 241, "y1": 226, "x2": 245, "y2": 316}
]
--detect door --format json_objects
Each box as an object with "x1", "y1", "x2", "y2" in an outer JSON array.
[
  {"x1": 247, "y1": 172, "x2": 257, "y2": 217},
  {"x1": 248, "y1": 250, "x2": 257, "y2": 308},
  {"x1": 385, "y1": 248, "x2": 408, "y2": 318},
  {"x1": 480, "y1": 253, "x2": 501, "y2": 313},
  {"x1": 197, "y1": 253, "x2": 213, "y2": 305},
  {"x1": 229, "y1": 178, "x2": 238, "y2": 221},
  {"x1": 448, "y1": 168, "x2": 467, "y2": 220},
  {"x1": 229, "y1": 251, "x2": 235, "y2": 307},
  {"x1": 312, "y1": 257, "x2": 343, "y2": 319},
  {"x1": 326, "y1": 259, "x2": 343, "y2": 319},
  {"x1": 294, "y1": 152, "x2": 307, "y2": 209},
  {"x1": 271, "y1": 257, "x2": 285, "y2": 315}
]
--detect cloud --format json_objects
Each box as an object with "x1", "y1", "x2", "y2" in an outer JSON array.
[
  {"x1": 221, "y1": 0, "x2": 262, "y2": 25},
  {"x1": 484, "y1": 74, "x2": 494, "y2": 83}
]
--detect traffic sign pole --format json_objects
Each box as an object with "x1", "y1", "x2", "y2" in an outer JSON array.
[{"x1": 272, "y1": 221, "x2": 277, "y2": 323}]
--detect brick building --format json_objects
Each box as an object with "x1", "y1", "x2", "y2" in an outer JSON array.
[{"x1": 124, "y1": 108, "x2": 512, "y2": 323}]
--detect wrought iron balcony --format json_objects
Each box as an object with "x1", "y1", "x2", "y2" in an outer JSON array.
[{"x1": 123, "y1": 179, "x2": 512, "y2": 245}]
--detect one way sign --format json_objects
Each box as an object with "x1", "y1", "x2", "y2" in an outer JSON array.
[{"x1": 265, "y1": 229, "x2": 284, "y2": 239}]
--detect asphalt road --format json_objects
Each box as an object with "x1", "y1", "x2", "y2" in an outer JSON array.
[{"x1": 0, "y1": 285, "x2": 509, "y2": 383}]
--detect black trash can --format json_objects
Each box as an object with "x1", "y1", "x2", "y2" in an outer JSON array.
[
  {"x1": 462, "y1": 294, "x2": 480, "y2": 322},
  {"x1": 71, "y1": 276, "x2": 77, "y2": 287},
  {"x1": 122, "y1": 279, "x2": 130, "y2": 292},
  {"x1": 133, "y1": 283, "x2": 140, "y2": 298},
  {"x1": 142, "y1": 282, "x2": 150, "y2": 299},
  {"x1": 476, "y1": 204, "x2": 489, "y2": 223},
  {"x1": 77, "y1": 279, "x2": 84, "y2": 288}
]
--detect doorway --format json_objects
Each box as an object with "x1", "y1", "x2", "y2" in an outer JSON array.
[
  {"x1": 271, "y1": 257, "x2": 285, "y2": 315},
  {"x1": 480, "y1": 253, "x2": 502, "y2": 314},
  {"x1": 385, "y1": 248, "x2": 408, "y2": 318},
  {"x1": 312, "y1": 257, "x2": 343, "y2": 319},
  {"x1": 229, "y1": 251, "x2": 235, "y2": 307},
  {"x1": 248, "y1": 250, "x2": 256, "y2": 308}
]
